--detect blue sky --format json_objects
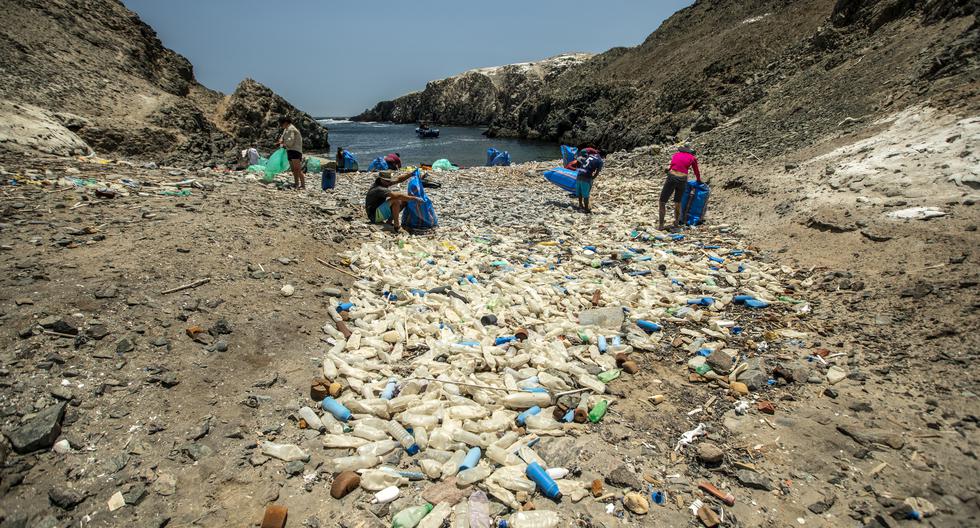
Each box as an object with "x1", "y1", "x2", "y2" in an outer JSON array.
[{"x1": 123, "y1": 0, "x2": 692, "y2": 117}]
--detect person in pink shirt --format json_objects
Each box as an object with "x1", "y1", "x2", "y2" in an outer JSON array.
[{"x1": 659, "y1": 142, "x2": 702, "y2": 230}]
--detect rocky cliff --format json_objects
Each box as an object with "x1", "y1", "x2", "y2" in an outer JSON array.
[
  {"x1": 0, "y1": 0, "x2": 328, "y2": 165},
  {"x1": 353, "y1": 54, "x2": 593, "y2": 126},
  {"x1": 356, "y1": 0, "x2": 977, "y2": 156}
]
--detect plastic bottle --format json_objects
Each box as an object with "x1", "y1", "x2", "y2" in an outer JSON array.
[
  {"x1": 588, "y1": 400, "x2": 609, "y2": 423},
  {"x1": 352, "y1": 423, "x2": 388, "y2": 442},
  {"x1": 545, "y1": 467, "x2": 568, "y2": 480},
  {"x1": 453, "y1": 429, "x2": 486, "y2": 448},
  {"x1": 501, "y1": 392, "x2": 551, "y2": 410},
  {"x1": 442, "y1": 449, "x2": 467, "y2": 479},
  {"x1": 322, "y1": 434, "x2": 368, "y2": 449},
  {"x1": 392, "y1": 504, "x2": 434, "y2": 528},
  {"x1": 636, "y1": 320, "x2": 662, "y2": 333},
  {"x1": 297, "y1": 406, "x2": 325, "y2": 432},
  {"x1": 505, "y1": 511, "x2": 561, "y2": 528},
  {"x1": 468, "y1": 491, "x2": 491, "y2": 528},
  {"x1": 387, "y1": 420, "x2": 420, "y2": 455},
  {"x1": 459, "y1": 446, "x2": 482, "y2": 471},
  {"x1": 452, "y1": 502, "x2": 469, "y2": 528},
  {"x1": 261, "y1": 441, "x2": 309, "y2": 462},
  {"x1": 329, "y1": 454, "x2": 382, "y2": 473},
  {"x1": 371, "y1": 485, "x2": 399, "y2": 504},
  {"x1": 418, "y1": 502, "x2": 451, "y2": 528},
  {"x1": 597, "y1": 335, "x2": 608, "y2": 353},
  {"x1": 486, "y1": 445, "x2": 522, "y2": 466},
  {"x1": 515, "y1": 406, "x2": 541, "y2": 426},
  {"x1": 525, "y1": 462, "x2": 562, "y2": 500},
  {"x1": 420, "y1": 459, "x2": 443, "y2": 478},
  {"x1": 381, "y1": 378, "x2": 399, "y2": 400},
  {"x1": 357, "y1": 440, "x2": 400, "y2": 457},
  {"x1": 517, "y1": 445, "x2": 546, "y2": 467},
  {"x1": 358, "y1": 469, "x2": 406, "y2": 491},
  {"x1": 493, "y1": 476, "x2": 536, "y2": 493},
  {"x1": 457, "y1": 463, "x2": 493, "y2": 486},
  {"x1": 321, "y1": 396, "x2": 352, "y2": 421}
]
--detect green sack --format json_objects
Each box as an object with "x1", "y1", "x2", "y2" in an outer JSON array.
[
  {"x1": 246, "y1": 164, "x2": 265, "y2": 173},
  {"x1": 264, "y1": 148, "x2": 289, "y2": 182},
  {"x1": 431, "y1": 159, "x2": 458, "y2": 171},
  {"x1": 257, "y1": 157, "x2": 268, "y2": 166},
  {"x1": 306, "y1": 157, "x2": 321, "y2": 174}
]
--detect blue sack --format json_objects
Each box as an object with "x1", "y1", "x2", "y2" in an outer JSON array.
[
  {"x1": 679, "y1": 180, "x2": 710, "y2": 225},
  {"x1": 490, "y1": 151, "x2": 511, "y2": 166},
  {"x1": 341, "y1": 150, "x2": 359, "y2": 172},
  {"x1": 560, "y1": 145, "x2": 578, "y2": 166},
  {"x1": 401, "y1": 170, "x2": 438, "y2": 230},
  {"x1": 542, "y1": 167, "x2": 577, "y2": 193},
  {"x1": 486, "y1": 147, "x2": 500, "y2": 166},
  {"x1": 367, "y1": 157, "x2": 389, "y2": 171}
]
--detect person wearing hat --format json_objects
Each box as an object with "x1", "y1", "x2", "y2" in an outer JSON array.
[
  {"x1": 364, "y1": 171, "x2": 421, "y2": 232},
  {"x1": 277, "y1": 116, "x2": 305, "y2": 189},
  {"x1": 658, "y1": 142, "x2": 702, "y2": 230}
]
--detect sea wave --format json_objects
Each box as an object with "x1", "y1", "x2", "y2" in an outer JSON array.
[{"x1": 317, "y1": 118, "x2": 353, "y2": 125}]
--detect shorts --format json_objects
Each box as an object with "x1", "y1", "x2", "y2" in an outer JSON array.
[
  {"x1": 374, "y1": 200, "x2": 392, "y2": 223},
  {"x1": 287, "y1": 149, "x2": 302, "y2": 160},
  {"x1": 660, "y1": 174, "x2": 688, "y2": 203},
  {"x1": 575, "y1": 179, "x2": 592, "y2": 199}
]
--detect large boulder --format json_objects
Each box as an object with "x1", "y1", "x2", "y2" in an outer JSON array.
[
  {"x1": 221, "y1": 78, "x2": 330, "y2": 153},
  {"x1": 5, "y1": 402, "x2": 67, "y2": 454}
]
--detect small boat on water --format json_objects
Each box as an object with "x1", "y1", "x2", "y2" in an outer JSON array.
[{"x1": 416, "y1": 127, "x2": 440, "y2": 138}]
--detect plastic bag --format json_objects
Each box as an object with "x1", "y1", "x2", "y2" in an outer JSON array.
[
  {"x1": 246, "y1": 165, "x2": 265, "y2": 173},
  {"x1": 679, "y1": 180, "x2": 710, "y2": 225},
  {"x1": 306, "y1": 157, "x2": 321, "y2": 174},
  {"x1": 368, "y1": 157, "x2": 389, "y2": 171},
  {"x1": 486, "y1": 148, "x2": 500, "y2": 166},
  {"x1": 401, "y1": 170, "x2": 438, "y2": 230},
  {"x1": 560, "y1": 145, "x2": 578, "y2": 166},
  {"x1": 431, "y1": 159, "x2": 457, "y2": 172},
  {"x1": 264, "y1": 148, "x2": 289, "y2": 182},
  {"x1": 490, "y1": 151, "x2": 511, "y2": 167}
]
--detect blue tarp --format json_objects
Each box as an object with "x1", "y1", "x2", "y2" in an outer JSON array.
[
  {"x1": 486, "y1": 148, "x2": 500, "y2": 166},
  {"x1": 340, "y1": 150, "x2": 359, "y2": 172},
  {"x1": 401, "y1": 170, "x2": 438, "y2": 230},
  {"x1": 680, "y1": 180, "x2": 710, "y2": 225},
  {"x1": 490, "y1": 151, "x2": 511, "y2": 166}
]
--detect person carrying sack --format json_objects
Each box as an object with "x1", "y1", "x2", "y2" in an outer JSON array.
[{"x1": 659, "y1": 142, "x2": 702, "y2": 230}]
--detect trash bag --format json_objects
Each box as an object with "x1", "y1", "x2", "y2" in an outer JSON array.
[
  {"x1": 401, "y1": 170, "x2": 438, "y2": 230},
  {"x1": 486, "y1": 148, "x2": 500, "y2": 166},
  {"x1": 257, "y1": 156, "x2": 268, "y2": 167},
  {"x1": 561, "y1": 145, "x2": 578, "y2": 166},
  {"x1": 490, "y1": 151, "x2": 511, "y2": 166},
  {"x1": 340, "y1": 150, "x2": 359, "y2": 172},
  {"x1": 264, "y1": 148, "x2": 290, "y2": 182},
  {"x1": 680, "y1": 180, "x2": 710, "y2": 225},
  {"x1": 543, "y1": 167, "x2": 577, "y2": 193},
  {"x1": 432, "y1": 159, "x2": 458, "y2": 171},
  {"x1": 367, "y1": 157, "x2": 389, "y2": 171},
  {"x1": 305, "y1": 157, "x2": 321, "y2": 174},
  {"x1": 246, "y1": 165, "x2": 265, "y2": 173}
]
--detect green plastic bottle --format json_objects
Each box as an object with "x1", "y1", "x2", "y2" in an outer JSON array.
[
  {"x1": 391, "y1": 503, "x2": 433, "y2": 528},
  {"x1": 588, "y1": 400, "x2": 609, "y2": 423}
]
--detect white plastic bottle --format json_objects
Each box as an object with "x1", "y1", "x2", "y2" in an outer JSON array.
[
  {"x1": 500, "y1": 392, "x2": 551, "y2": 410},
  {"x1": 357, "y1": 440, "x2": 400, "y2": 457},
  {"x1": 352, "y1": 423, "x2": 389, "y2": 442},
  {"x1": 371, "y1": 485, "x2": 400, "y2": 504},
  {"x1": 322, "y1": 434, "x2": 368, "y2": 449},
  {"x1": 298, "y1": 406, "x2": 325, "y2": 432},
  {"x1": 456, "y1": 462, "x2": 493, "y2": 486},
  {"x1": 329, "y1": 454, "x2": 382, "y2": 473},
  {"x1": 506, "y1": 510, "x2": 560, "y2": 528},
  {"x1": 261, "y1": 441, "x2": 310, "y2": 462},
  {"x1": 358, "y1": 469, "x2": 407, "y2": 491}
]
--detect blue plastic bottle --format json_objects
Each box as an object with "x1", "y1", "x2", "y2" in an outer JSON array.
[
  {"x1": 597, "y1": 335, "x2": 608, "y2": 353},
  {"x1": 525, "y1": 462, "x2": 562, "y2": 500},
  {"x1": 637, "y1": 320, "x2": 662, "y2": 333},
  {"x1": 337, "y1": 302, "x2": 354, "y2": 313},
  {"x1": 612, "y1": 336, "x2": 622, "y2": 347},
  {"x1": 687, "y1": 297, "x2": 714, "y2": 306},
  {"x1": 321, "y1": 396, "x2": 351, "y2": 422},
  {"x1": 494, "y1": 336, "x2": 516, "y2": 346},
  {"x1": 516, "y1": 406, "x2": 541, "y2": 426},
  {"x1": 732, "y1": 295, "x2": 754, "y2": 304},
  {"x1": 459, "y1": 447, "x2": 481, "y2": 471},
  {"x1": 562, "y1": 408, "x2": 575, "y2": 422}
]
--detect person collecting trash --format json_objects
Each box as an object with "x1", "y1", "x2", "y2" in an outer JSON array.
[
  {"x1": 277, "y1": 116, "x2": 305, "y2": 190},
  {"x1": 574, "y1": 148, "x2": 604, "y2": 213},
  {"x1": 365, "y1": 172, "x2": 422, "y2": 233},
  {"x1": 384, "y1": 153, "x2": 403, "y2": 170},
  {"x1": 658, "y1": 142, "x2": 702, "y2": 230}
]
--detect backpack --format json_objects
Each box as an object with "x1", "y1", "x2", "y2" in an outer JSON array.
[
  {"x1": 367, "y1": 157, "x2": 389, "y2": 171},
  {"x1": 401, "y1": 170, "x2": 438, "y2": 230}
]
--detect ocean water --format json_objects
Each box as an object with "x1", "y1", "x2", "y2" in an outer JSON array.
[{"x1": 316, "y1": 120, "x2": 559, "y2": 168}]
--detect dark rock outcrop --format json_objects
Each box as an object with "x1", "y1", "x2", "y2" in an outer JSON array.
[
  {"x1": 221, "y1": 79, "x2": 330, "y2": 153},
  {"x1": 0, "y1": 0, "x2": 327, "y2": 165},
  {"x1": 357, "y1": 0, "x2": 978, "y2": 157}
]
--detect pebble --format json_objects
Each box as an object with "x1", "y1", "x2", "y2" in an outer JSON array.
[
  {"x1": 735, "y1": 469, "x2": 774, "y2": 491},
  {"x1": 697, "y1": 442, "x2": 725, "y2": 466},
  {"x1": 281, "y1": 284, "x2": 295, "y2": 297}
]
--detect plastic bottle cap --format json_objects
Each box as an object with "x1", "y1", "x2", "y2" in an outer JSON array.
[{"x1": 405, "y1": 444, "x2": 419, "y2": 456}]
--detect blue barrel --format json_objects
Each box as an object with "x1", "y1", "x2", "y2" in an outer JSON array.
[{"x1": 321, "y1": 169, "x2": 336, "y2": 190}]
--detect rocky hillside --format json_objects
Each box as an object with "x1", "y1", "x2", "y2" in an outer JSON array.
[
  {"x1": 353, "y1": 54, "x2": 593, "y2": 126},
  {"x1": 0, "y1": 0, "x2": 328, "y2": 165},
  {"x1": 356, "y1": 0, "x2": 977, "y2": 155}
]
